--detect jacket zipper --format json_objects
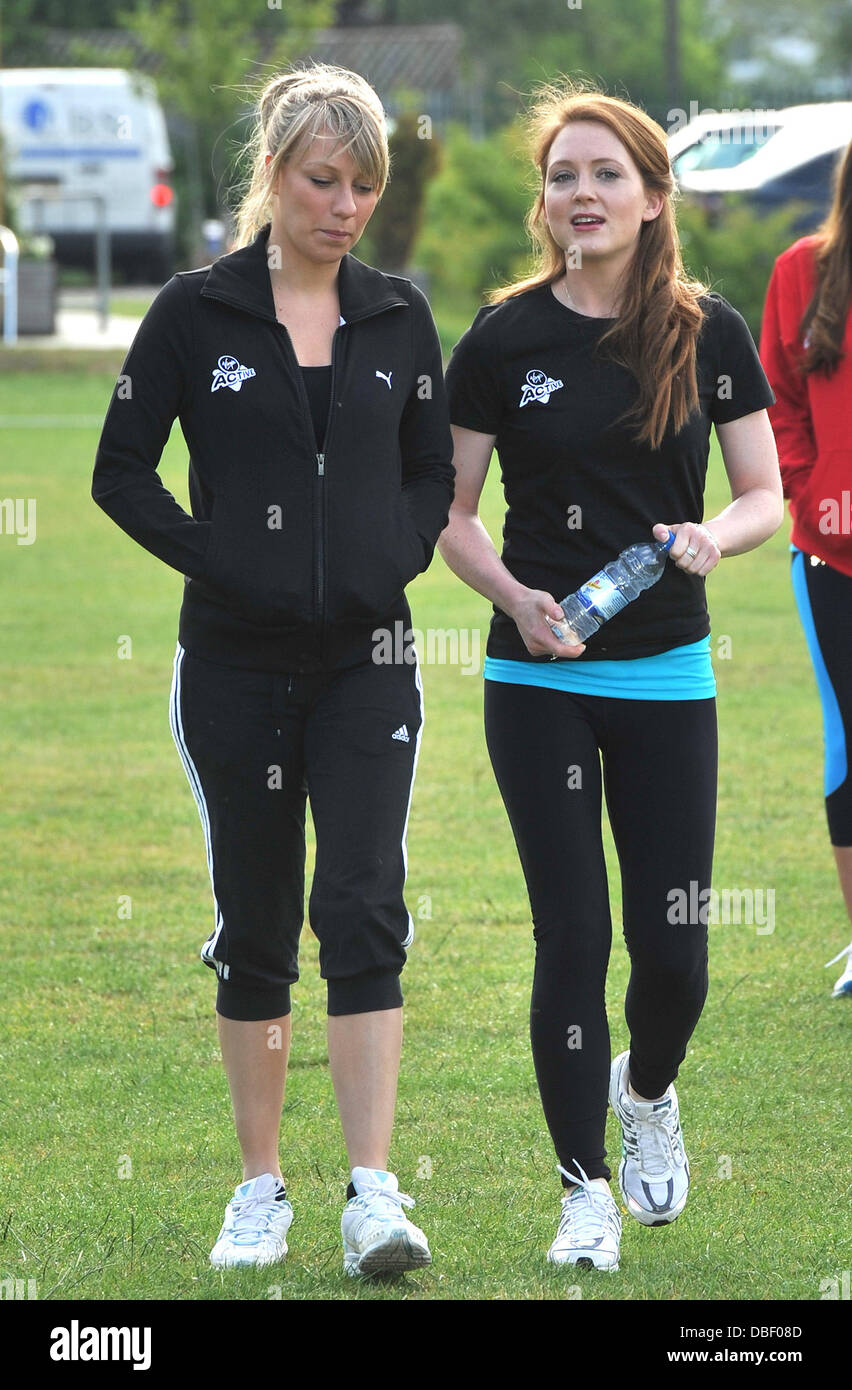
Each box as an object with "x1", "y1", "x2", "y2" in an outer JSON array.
[
  {"x1": 268, "y1": 321, "x2": 337, "y2": 649},
  {"x1": 315, "y1": 331, "x2": 339, "y2": 659},
  {"x1": 200, "y1": 286, "x2": 405, "y2": 651}
]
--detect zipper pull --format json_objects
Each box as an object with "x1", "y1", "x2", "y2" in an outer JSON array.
[{"x1": 317, "y1": 453, "x2": 325, "y2": 476}]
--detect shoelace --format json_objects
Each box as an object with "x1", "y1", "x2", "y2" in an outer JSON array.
[
  {"x1": 555, "y1": 1161, "x2": 619, "y2": 1244},
  {"x1": 825, "y1": 941, "x2": 852, "y2": 968},
  {"x1": 352, "y1": 1185, "x2": 416, "y2": 1218},
  {"x1": 627, "y1": 1100, "x2": 683, "y2": 1177},
  {"x1": 228, "y1": 1189, "x2": 288, "y2": 1246}
]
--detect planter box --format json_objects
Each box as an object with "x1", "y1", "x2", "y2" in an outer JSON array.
[{"x1": 16, "y1": 258, "x2": 58, "y2": 335}]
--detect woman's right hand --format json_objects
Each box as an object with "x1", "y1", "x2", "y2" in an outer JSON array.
[{"x1": 507, "y1": 587, "x2": 586, "y2": 659}]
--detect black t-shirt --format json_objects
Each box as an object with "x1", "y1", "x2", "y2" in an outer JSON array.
[
  {"x1": 445, "y1": 284, "x2": 776, "y2": 660},
  {"x1": 300, "y1": 364, "x2": 333, "y2": 452}
]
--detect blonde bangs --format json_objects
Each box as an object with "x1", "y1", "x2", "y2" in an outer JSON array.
[{"x1": 284, "y1": 99, "x2": 389, "y2": 193}]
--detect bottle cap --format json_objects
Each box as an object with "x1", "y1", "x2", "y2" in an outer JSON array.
[{"x1": 661, "y1": 528, "x2": 676, "y2": 552}]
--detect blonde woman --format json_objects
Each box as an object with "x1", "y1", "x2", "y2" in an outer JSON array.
[
  {"x1": 92, "y1": 64, "x2": 453, "y2": 1276},
  {"x1": 440, "y1": 81, "x2": 783, "y2": 1271}
]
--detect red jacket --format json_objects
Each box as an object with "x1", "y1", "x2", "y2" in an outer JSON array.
[{"x1": 760, "y1": 234, "x2": 852, "y2": 577}]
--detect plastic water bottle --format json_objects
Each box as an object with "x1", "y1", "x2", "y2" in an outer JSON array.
[{"x1": 550, "y1": 529, "x2": 676, "y2": 644}]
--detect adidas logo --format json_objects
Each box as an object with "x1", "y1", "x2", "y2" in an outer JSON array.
[{"x1": 391, "y1": 724, "x2": 410, "y2": 743}]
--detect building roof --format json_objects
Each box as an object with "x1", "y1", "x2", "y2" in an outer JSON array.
[{"x1": 33, "y1": 24, "x2": 462, "y2": 97}]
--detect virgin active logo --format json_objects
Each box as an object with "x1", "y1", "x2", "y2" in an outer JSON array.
[
  {"x1": 519, "y1": 367, "x2": 564, "y2": 408},
  {"x1": 211, "y1": 354, "x2": 257, "y2": 393}
]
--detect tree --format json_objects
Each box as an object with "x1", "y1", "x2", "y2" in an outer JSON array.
[
  {"x1": 363, "y1": 108, "x2": 442, "y2": 272},
  {"x1": 392, "y1": 0, "x2": 724, "y2": 130},
  {"x1": 63, "y1": 0, "x2": 333, "y2": 261}
]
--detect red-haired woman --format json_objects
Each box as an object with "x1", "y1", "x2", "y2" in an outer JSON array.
[
  {"x1": 440, "y1": 80, "x2": 783, "y2": 1272},
  {"x1": 760, "y1": 139, "x2": 852, "y2": 1001}
]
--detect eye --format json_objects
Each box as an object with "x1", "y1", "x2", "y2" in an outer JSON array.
[
  {"x1": 310, "y1": 177, "x2": 332, "y2": 187},
  {"x1": 550, "y1": 168, "x2": 620, "y2": 182},
  {"x1": 357, "y1": 185, "x2": 374, "y2": 194}
]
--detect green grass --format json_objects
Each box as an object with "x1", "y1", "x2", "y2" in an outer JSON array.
[
  {"x1": 0, "y1": 369, "x2": 848, "y2": 1303},
  {"x1": 106, "y1": 294, "x2": 159, "y2": 319}
]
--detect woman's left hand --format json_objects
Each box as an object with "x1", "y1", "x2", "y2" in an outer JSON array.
[{"x1": 653, "y1": 522, "x2": 722, "y2": 577}]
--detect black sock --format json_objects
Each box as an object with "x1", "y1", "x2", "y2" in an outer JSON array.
[{"x1": 346, "y1": 1181, "x2": 357, "y2": 1200}]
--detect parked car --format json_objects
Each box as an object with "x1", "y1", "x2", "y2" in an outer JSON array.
[
  {"x1": 0, "y1": 67, "x2": 175, "y2": 281},
  {"x1": 668, "y1": 102, "x2": 852, "y2": 232}
]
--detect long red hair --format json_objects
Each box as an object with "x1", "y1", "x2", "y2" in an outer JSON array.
[
  {"x1": 490, "y1": 78, "x2": 708, "y2": 450},
  {"x1": 800, "y1": 138, "x2": 852, "y2": 375}
]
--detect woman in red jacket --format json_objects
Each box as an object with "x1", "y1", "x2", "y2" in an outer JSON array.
[{"x1": 759, "y1": 137, "x2": 852, "y2": 998}]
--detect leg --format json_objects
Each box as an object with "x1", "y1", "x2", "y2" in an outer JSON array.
[
  {"x1": 305, "y1": 657, "x2": 423, "y2": 1167},
  {"x1": 305, "y1": 657, "x2": 430, "y2": 1276},
  {"x1": 169, "y1": 646, "x2": 307, "y2": 1180},
  {"x1": 601, "y1": 696, "x2": 717, "y2": 1101},
  {"x1": 597, "y1": 696, "x2": 714, "y2": 1227},
  {"x1": 217, "y1": 1015, "x2": 292, "y2": 1180},
  {"x1": 791, "y1": 550, "x2": 852, "y2": 900},
  {"x1": 327, "y1": 1008, "x2": 402, "y2": 1170},
  {"x1": 484, "y1": 679, "x2": 613, "y2": 1183},
  {"x1": 832, "y1": 846, "x2": 852, "y2": 921}
]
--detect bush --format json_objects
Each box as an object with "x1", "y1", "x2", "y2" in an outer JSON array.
[
  {"x1": 413, "y1": 121, "x2": 536, "y2": 305},
  {"x1": 675, "y1": 194, "x2": 807, "y2": 341}
]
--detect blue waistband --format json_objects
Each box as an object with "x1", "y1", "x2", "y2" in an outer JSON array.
[{"x1": 483, "y1": 636, "x2": 716, "y2": 699}]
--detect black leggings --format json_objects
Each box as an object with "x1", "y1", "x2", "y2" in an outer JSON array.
[
  {"x1": 791, "y1": 549, "x2": 852, "y2": 846},
  {"x1": 484, "y1": 680, "x2": 717, "y2": 1182}
]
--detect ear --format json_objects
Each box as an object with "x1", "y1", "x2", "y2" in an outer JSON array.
[{"x1": 642, "y1": 191, "x2": 664, "y2": 222}]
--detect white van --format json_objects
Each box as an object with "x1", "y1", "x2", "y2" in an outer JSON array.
[{"x1": 0, "y1": 68, "x2": 175, "y2": 281}]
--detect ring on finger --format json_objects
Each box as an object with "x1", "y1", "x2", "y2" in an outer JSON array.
[{"x1": 685, "y1": 545, "x2": 697, "y2": 558}]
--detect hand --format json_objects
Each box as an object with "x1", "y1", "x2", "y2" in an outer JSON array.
[
  {"x1": 653, "y1": 522, "x2": 721, "y2": 577},
  {"x1": 507, "y1": 587, "x2": 586, "y2": 659}
]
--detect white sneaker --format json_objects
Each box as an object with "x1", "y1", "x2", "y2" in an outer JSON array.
[
  {"x1": 609, "y1": 1051, "x2": 689, "y2": 1226},
  {"x1": 341, "y1": 1167, "x2": 431, "y2": 1277},
  {"x1": 547, "y1": 1162, "x2": 621, "y2": 1272},
  {"x1": 209, "y1": 1172, "x2": 293, "y2": 1268},
  {"x1": 826, "y1": 942, "x2": 852, "y2": 997}
]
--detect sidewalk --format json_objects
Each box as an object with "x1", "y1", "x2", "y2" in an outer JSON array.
[
  {"x1": 2, "y1": 284, "x2": 160, "y2": 350},
  {"x1": 10, "y1": 305, "x2": 144, "y2": 349}
]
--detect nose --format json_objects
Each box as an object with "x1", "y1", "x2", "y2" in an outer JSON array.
[
  {"x1": 572, "y1": 172, "x2": 596, "y2": 201},
  {"x1": 331, "y1": 183, "x2": 358, "y2": 218}
]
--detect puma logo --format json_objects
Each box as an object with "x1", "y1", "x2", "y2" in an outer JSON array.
[{"x1": 375, "y1": 369, "x2": 393, "y2": 389}]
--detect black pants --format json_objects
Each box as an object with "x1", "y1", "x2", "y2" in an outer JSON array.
[
  {"x1": 169, "y1": 642, "x2": 424, "y2": 1020},
  {"x1": 791, "y1": 549, "x2": 852, "y2": 846},
  {"x1": 484, "y1": 679, "x2": 717, "y2": 1182}
]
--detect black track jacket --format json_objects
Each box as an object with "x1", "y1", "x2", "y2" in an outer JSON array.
[{"x1": 92, "y1": 224, "x2": 454, "y2": 671}]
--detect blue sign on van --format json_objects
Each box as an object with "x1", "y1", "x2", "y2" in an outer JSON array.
[{"x1": 22, "y1": 98, "x2": 52, "y2": 132}]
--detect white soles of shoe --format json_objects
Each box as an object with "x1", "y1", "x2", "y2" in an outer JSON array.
[
  {"x1": 548, "y1": 1247, "x2": 619, "y2": 1273},
  {"x1": 343, "y1": 1230, "x2": 432, "y2": 1277},
  {"x1": 618, "y1": 1160, "x2": 689, "y2": 1228}
]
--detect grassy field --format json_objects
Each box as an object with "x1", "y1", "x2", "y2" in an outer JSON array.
[{"x1": 0, "y1": 366, "x2": 848, "y2": 1305}]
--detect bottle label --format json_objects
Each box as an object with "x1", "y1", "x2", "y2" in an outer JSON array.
[{"x1": 576, "y1": 571, "x2": 629, "y2": 621}]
